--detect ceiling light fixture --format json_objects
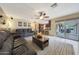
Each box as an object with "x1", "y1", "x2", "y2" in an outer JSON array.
[
  {"x1": 50, "y1": 3, "x2": 57, "y2": 8},
  {"x1": 40, "y1": 16, "x2": 44, "y2": 20}
]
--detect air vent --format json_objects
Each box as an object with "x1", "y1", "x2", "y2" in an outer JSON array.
[{"x1": 50, "y1": 3, "x2": 57, "y2": 8}]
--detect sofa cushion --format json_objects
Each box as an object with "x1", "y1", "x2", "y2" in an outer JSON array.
[
  {"x1": 0, "y1": 35, "x2": 13, "y2": 55},
  {"x1": 0, "y1": 31, "x2": 10, "y2": 49},
  {"x1": 0, "y1": 31, "x2": 10, "y2": 40}
]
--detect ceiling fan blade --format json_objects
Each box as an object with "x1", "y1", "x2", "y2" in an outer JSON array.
[{"x1": 44, "y1": 16, "x2": 49, "y2": 18}]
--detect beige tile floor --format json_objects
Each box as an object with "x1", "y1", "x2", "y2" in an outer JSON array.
[
  {"x1": 49, "y1": 36, "x2": 79, "y2": 55},
  {"x1": 25, "y1": 36, "x2": 79, "y2": 55}
]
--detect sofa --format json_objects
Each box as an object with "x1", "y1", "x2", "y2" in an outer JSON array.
[
  {"x1": 0, "y1": 30, "x2": 12, "y2": 55},
  {"x1": 16, "y1": 29, "x2": 34, "y2": 37},
  {"x1": 0, "y1": 30, "x2": 37, "y2": 55}
]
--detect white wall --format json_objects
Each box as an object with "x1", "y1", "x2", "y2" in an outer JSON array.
[
  {"x1": 0, "y1": 6, "x2": 8, "y2": 30},
  {"x1": 0, "y1": 6, "x2": 32, "y2": 32},
  {"x1": 7, "y1": 18, "x2": 32, "y2": 32}
]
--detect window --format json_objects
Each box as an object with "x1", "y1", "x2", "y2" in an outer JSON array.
[
  {"x1": 24, "y1": 22, "x2": 27, "y2": 26},
  {"x1": 28, "y1": 23, "x2": 31, "y2": 27},
  {"x1": 18, "y1": 22, "x2": 22, "y2": 26}
]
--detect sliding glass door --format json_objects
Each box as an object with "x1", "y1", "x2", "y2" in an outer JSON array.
[
  {"x1": 56, "y1": 22, "x2": 65, "y2": 38},
  {"x1": 56, "y1": 19, "x2": 79, "y2": 41}
]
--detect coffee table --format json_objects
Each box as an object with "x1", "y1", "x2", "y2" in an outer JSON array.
[{"x1": 32, "y1": 36, "x2": 49, "y2": 50}]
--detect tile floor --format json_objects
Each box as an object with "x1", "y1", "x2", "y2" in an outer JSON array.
[{"x1": 25, "y1": 36, "x2": 79, "y2": 55}]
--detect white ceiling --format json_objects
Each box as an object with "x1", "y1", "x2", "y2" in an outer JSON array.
[
  {"x1": 0, "y1": 3, "x2": 35, "y2": 19},
  {"x1": 27, "y1": 3, "x2": 79, "y2": 18},
  {"x1": 0, "y1": 3, "x2": 79, "y2": 19}
]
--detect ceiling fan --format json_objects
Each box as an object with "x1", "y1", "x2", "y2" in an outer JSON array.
[{"x1": 35, "y1": 11, "x2": 49, "y2": 20}]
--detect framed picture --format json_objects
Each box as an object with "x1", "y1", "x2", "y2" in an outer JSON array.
[
  {"x1": 24, "y1": 22, "x2": 27, "y2": 26},
  {"x1": 18, "y1": 22, "x2": 22, "y2": 26},
  {"x1": 28, "y1": 23, "x2": 31, "y2": 27}
]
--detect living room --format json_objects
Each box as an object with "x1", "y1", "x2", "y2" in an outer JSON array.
[{"x1": 0, "y1": 3, "x2": 79, "y2": 55}]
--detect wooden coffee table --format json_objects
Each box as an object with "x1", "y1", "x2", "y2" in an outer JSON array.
[{"x1": 32, "y1": 36, "x2": 49, "y2": 50}]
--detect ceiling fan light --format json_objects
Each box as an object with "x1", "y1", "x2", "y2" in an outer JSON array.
[{"x1": 40, "y1": 16, "x2": 44, "y2": 19}]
